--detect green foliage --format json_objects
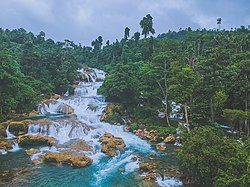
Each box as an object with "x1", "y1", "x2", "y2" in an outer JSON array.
[
  {"x1": 177, "y1": 126, "x2": 250, "y2": 186},
  {"x1": 140, "y1": 14, "x2": 155, "y2": 38}
]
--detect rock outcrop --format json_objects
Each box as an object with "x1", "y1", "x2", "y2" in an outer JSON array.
[
  {"x1": 99, "y1": 132, "x2": 126, "y2": 156},
  {"x1": 25, "y1": 148, "x2": 40, "y2": 156},
  {"x1": 17, "y1": 134, "x2": 56, "y2": 147},
  {"x1": 0, "y1": 141, "x2": 12, "y2": 151},
  {"x1": 44, "y1": 152, "x2": 92, "y2": 168}
]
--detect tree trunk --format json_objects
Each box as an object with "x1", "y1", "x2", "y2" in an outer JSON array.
[
  {"x1": 184, "y1": 102, "x2": 190, "y2": 133},
  {"x1": 210, "y1": 98, "x2": 215, "y2": 123},
  {"x1": 165, "y1": 102, "x2": 171, "y2": 126}
]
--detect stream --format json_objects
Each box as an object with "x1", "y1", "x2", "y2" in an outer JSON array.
[{"x1": 0, "y1": 68, "x2": 182, "y2": 187}]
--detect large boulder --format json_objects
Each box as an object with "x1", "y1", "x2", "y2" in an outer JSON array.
[
  {"x1": 44, "y1": 152, "x2": 71, "y2": 165},
  {"x1": 70, "y1": 155, "x2": 93, "y2": 168},
  {"x1": 0, "y1": 120, "x2": 30, "y2": 138},
  {"x1": 17, "y1": 134, "x2": 56, "y2": 147},
  {"x1": 164, "y1": 135, "x2": 176, "y2": 143},
  {"x1": 8, "y1": 121, "x2": 30, "y2": 136},
  {"x1": 99, "y1": 132, "x2": 126, "y2": 157},
  {"x1": 56, "y1": 103, "x2": 74, "y2": 114},
  {"x1": 44, "y1": 152, "x2": 92, "y2": 168}
]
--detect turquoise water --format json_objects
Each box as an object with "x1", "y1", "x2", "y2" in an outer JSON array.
[
  {"x1": 0, "y1": 148, "x2": 146, "y2": 187},
  {"x1": 0, "y1": 69, "x2": 183, "y2": 187},
  {"x1": 0, "y1": 145, "x2": 181, "y2": 187}
]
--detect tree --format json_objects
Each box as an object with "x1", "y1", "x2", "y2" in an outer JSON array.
[
  {"x1": 140, "y1": 14, "x2": 155, "y2": 38},
  {"x1": 217, "y1": 18, "x2": 222, "y2": 30},
  {"x1": 133, "y1": 32, "x2": 140, "y2": 42},
  {"x1": 169, "y1": 66, "x2": 196, "y2": 132},
  {"x1": 124, "y1": 27, "x2": 130, "y2": 40},
  {"x1": 177, "y1": 126, "x2": 246, "y2": 186}
]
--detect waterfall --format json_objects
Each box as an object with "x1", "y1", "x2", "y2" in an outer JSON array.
[
  {"x1": 8, "y1": 142, "x2": 21, "y2": 152},
  {"x1": 5, "y1": 125, "x2": 16, "y2": 139},
  {"x1": 13, "y1": 68, "x2": 182, "y2": 186}
]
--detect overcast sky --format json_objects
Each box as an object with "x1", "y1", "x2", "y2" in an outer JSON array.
[{"x1": 0, "y1": 0, "x2": 249, "y2": 46}]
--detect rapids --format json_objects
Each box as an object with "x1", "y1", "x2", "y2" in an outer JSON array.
[{"x1": 0, "y1": 68, "x2": 182, "y2": 187}]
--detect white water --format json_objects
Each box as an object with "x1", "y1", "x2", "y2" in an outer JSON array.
[
  {"x1": 26, "y1": 68, "x2": 181, "y2": 186},
  {"x1": 5, "y1": 125, "x2": 16, "y2": 139},
  {"x1": 8, "y1": 142, "x2": 21, "y2": 152}
]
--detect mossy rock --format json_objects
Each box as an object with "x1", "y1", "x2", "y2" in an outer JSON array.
[
  {"x1": 9, "y1": 121, "x2": 30, "y2": 136},
  {"x1": 18, "y1": 135, "x2": 56, "y2": 147}
]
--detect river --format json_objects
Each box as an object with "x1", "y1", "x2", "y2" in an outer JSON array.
[{"x1": 0, "y1": 68, "x2": 182, "y2": 187}]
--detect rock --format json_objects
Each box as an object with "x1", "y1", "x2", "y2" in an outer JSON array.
[
  {"x1": 44, "y1": 152, "x2": 72, "y2": 165},
  {"x1": 118, "y1": 168, "x2": 125, "y2": 173},
  {"x1": 18, "y1": 134, "x2": 56, "y2": 147},
  {"x1": 156, "y1": 143, "x2": 166, "y2": 151},
  {"x1": 139, "y1": 162, "x2": 156, "y2": 172},
  {"x1": 25, "y1": 148, "x2": 40, "y2": 156},
  {"x1": 144, "y1": 173, "x2": 156, "y2": 181},
  {"x1": 9, "y1": 121, "x2": 30, "y2": 136},
  {"x1": 56, "y1": 103, "x2": 74, "y2": 114},
  {"x1": 50, "y1": 94, "x2": 61, "y2": 100},
  {"x1": 164, "y1": 135, "x2": 176, "y2": 143},
  {"x1": 70, "y1": 155, "x2": 93, "y2": 168},
  {"x1": 0, "y1": 141, "x2": 12, "y2": 150},
  {"x1": 99, "y1": 132, "x2": 126, "y2": 157},
  {"x1": 32, "y1": 159, "x2": 43, "y2": 165},
  {"x1": 44, "y1": 152, "x2": 92, "y2": 168},
  {"x1": 123, "y1": 125, "x2": 130, "y2": 132}
]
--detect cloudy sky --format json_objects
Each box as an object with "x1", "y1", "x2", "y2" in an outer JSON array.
[{"x1": 0, "y1": 0, "x2": 249, "y2": 46}]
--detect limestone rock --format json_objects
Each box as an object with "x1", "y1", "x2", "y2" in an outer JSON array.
[
  {"x1": 44, "y1": 152, "x2": 71, "y2": 165},
  {"x1": 25, "y1": 148, "x2": 40, "y2": 156},
  {"x1": 44, "y1": 152, "x2": 92, "y2": 168},
  {"x1": 0, "y1": 141, "x2": 12, "y2": 150},
  {"x1": 164, "y1": 135, "x2": 176, "y2": 143},
  {"x1": 56, "y1": 103, "x2": 74, "y2": 114},
  {"x1": 70, "y1": 155, "x2": 93, "y2": 168},
  {"x1": 144, "y1": 173, "x2": 156, "y2": 181},
  {"x1": 99, "y1": 132, "x2": 126, "y2": 157},
  {"x1": 156, "y1": 143, "x2": 166, "y2": 151},
  {"x1": 18, "y1": 134, "x2": 56, "y2": 147}
]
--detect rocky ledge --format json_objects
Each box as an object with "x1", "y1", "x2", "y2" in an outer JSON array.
[
  {"x1": 17, "y1": 134, "x2": 56, "y2": 147},
  {"x1": 44, "y1": 152, "x2": 93, "y2": 168},
  {"x1": 99, "y1": 132, "x2": 126, "y2": 156}
]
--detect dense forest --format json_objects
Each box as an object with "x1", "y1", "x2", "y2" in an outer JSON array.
[{"x1": 0, "y1": 14, "x2": 250, "y2": 186}]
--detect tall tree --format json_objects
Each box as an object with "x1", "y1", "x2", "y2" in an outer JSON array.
[
  {"x1": 217, "y1": 18, "x2": 222, "y2": 30},
  {"x1": 140, "y1": 14, "x2": 155, "y2": 38},
  {"x1": 124, "y1": 27, "x2": 130, "y2": 40}
]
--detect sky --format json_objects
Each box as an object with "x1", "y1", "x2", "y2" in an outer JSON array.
[{"x1": 0, "y1": 0, "x2": 249, "y2": 46}]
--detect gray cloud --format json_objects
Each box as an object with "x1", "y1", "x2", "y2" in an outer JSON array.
[{"x1": 0, "y1": 0, "x2": 249, "y2": 46}]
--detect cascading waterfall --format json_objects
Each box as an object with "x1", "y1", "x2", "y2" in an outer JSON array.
[
  {"x1": 6, "y1": 125, "x2": 16, "y2": 139},
  {"x1": 0, "y1": 68, "x2": 182, "y2": 187}
]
